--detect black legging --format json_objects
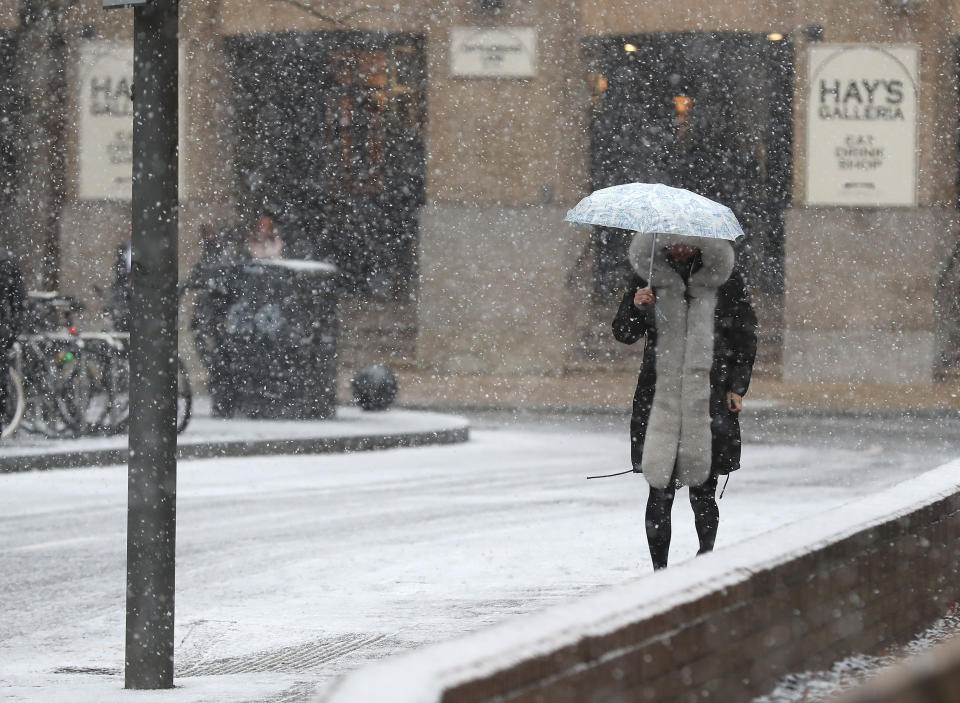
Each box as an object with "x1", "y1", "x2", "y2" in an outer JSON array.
[{"x1": 645, "y1": 474, "x2": 720, "y2": 570}]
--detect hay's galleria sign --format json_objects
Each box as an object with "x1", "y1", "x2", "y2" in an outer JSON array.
[
  {"x1": 77, "y1": 41, "x2": 185, "y2": 201},
  {"x1": 807, "y1": 44, "x2": 918, "y2": 207},
  {"x1": 817, "y1": 78, "x2": 906, "y2": 121}
]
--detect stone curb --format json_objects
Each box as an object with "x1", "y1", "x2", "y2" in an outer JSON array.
[{"x1": 0, "y1": 426, "x2": 470, "y2": 474}]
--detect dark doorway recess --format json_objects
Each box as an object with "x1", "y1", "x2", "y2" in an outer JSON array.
[
  {"x1": 226, "y1": 32, "x2": 426, "y2": 294},
  {"x1": 582, "y1": 32, "x2": 794, "y2": 296},
  {"x1": 0, "y1": 31, "x2": 19, "y2": 243}
]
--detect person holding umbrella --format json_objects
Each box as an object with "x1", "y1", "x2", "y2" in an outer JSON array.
[
  {"x1": 565, "y1": 183, "x2": 757, "y2": 570},
  {"x1": 614, "y1": 233, "x2": 756, "y2": 570}
]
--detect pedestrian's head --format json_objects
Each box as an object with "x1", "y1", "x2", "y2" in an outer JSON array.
[
  {"x1": 256, "y1": 215, "x2": 275, "y2": 237},
  {"x1": 667, "y1": 243, "x2": 699, "y2": 262}
]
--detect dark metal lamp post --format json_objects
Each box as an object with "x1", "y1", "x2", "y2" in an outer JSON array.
[{"x1": 103, "y1": 0, "x2": 180, "y2": 690}]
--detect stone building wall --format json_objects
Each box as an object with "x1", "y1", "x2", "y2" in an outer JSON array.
[
  {"x1": 3, "y1": 0, "x2": 960, "y2": 385},
  {"x1": 781, "y1": 1, "x2": 959, "y2": 383},
  {"x1": 0, "y1": 5, "x2": 16, "y2": 30}
]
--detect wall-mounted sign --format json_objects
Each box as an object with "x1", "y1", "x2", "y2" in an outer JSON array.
[
  {"x1": 78, "y1": 42, "x2": 134, "y2": 200},
  {"x1": 77, "y1": 41, "x2": 187, "y2": 201},
  {"x1": 806, "y1": 44, "x2": 918, "y2": 207},
  {"x1": 450, "y1": 27, "x2": 536, "y2": 78}
]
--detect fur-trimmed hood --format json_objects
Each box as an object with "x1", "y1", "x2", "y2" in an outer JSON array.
[{"x1": 628, "y1": 232, "x2": 734, "y2": 290}]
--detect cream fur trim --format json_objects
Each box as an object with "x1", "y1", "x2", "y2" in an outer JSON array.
[{"x1": 628, "y1": 232, "x2": 735, "y2": 489}]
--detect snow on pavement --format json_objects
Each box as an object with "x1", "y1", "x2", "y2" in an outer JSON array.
[{"x1": 0, "y1": 421, "x2": 952, "y2": 703}]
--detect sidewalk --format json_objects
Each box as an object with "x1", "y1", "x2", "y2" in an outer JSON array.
[
  {"x1": 5, "y1": 371, "x2": 955, "y2": 473},
  {"x1": 387, "y1": 370, "x2": 960, "y2": 414}
]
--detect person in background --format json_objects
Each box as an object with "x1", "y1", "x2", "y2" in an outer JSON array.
[
  {"x1": 108, "y1": 241, "x2": 132, "y2": 332},
  {"x1": 246, "y1": 213, "x2": 283, "y2": 259},
  {"x1": 0, "y1": 248, "x2": 25, "y2": 434},
  {"x1": 185, "y1": 222, "x2": 243, "y2": 418}
]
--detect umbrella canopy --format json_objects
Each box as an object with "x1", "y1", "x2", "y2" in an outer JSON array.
[{"x1": 563, "y1": 182, "x2": 744, "y2": 242}]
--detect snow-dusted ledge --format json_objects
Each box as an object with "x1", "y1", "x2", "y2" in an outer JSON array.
[
  {"x1": 320, "y1": 458, "x2": 960, "y2": 702},
  {"x1": 0, "y1": 407, "x2": 470, "y2": 472}
]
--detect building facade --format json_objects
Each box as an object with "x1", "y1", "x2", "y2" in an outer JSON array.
[{"x1": 1, "y1": 0, "x2": 958, "y2": 386}]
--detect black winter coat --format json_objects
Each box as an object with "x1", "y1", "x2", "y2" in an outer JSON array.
[{"x1": 613, "y1": 268, "x2": 757, "y2": 477}]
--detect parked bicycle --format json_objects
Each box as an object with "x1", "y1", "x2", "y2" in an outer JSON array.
[
  {"x1": 0, "y1": 352, "x2": 25, "y2": 440},
  {"x1": 6, "y1": 292, "x2": 91, "y2": 439},
  {"x1": 64, "y1": 328, "x2": 192, "y2": 436},
  {"x1": 2, "y1": 290, "x2": 191, "y2": 439}
]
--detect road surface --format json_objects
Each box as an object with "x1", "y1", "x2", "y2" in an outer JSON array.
[{"x1": 1, "y1": 410, "x2": 956, "y2": 702}]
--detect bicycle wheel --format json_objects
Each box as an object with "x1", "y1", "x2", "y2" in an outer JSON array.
[
  {"x1": 91, "y1": 342, "x2": 129, "y2": 436},
  {"x1": 58, "y1": 353, "x2": 99, "y2": 433},
  {"x1": 60, "y1": 340, "x2": 128, "y2": 436},
  {"x1": 19, "y1": 340, "x2": 82, "y2": 439},
  {"x1": 1, "y1": 367, "x2": 25, "y2": 439}
]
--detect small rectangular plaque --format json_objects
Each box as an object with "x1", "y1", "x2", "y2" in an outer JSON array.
[{"x1": 451, "y1": 27, "x2": 537, "y2": 78}]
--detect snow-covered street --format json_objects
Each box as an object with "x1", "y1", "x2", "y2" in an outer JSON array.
[{"x1": 1, "y1": 411, "x2": 957, "y2": 703}]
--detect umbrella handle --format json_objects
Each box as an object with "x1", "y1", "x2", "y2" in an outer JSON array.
[{"x1": 647, "y1": 232, "x2": 657, "y2": 287}]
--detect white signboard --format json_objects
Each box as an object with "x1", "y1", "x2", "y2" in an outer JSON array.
[
  {"x1": 77, "y1": 41, "x2": 187, "y2": 201},
  {"x1": 78, "y1": 42, "x2": 134, "y2": 200},
  {"x1": 806, "y1": 44, "x2": 918, "y2": 207},
  {"x1": 450, "y1": 27, "x2": 537, "y2": 78}
]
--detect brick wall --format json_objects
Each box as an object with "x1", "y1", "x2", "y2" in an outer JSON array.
[{"x1": 320, "y1": 459, "x2": 960, "y2": 703}]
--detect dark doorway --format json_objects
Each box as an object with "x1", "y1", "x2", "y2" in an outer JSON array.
[
  {"x1": 583, "y1": 32, "x2": 794, "y2": 296},
  {"x1": 0, "y1": 31, "x2": 19, "y2": 245},
  {"x1": 226, "y1": 32, "x2": 426, "y2": 294}
]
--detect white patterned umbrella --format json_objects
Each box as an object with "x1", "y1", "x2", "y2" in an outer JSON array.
[
  {"x1": 564, "y1": 182, "x2": 744, "y2": 283},
  {"x1": 564, "y1": 182, "x2": 744, "y2": 240}
]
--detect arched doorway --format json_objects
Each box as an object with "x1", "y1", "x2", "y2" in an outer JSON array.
[{"x1": 0, "y1": 31, "x2": 19, "y2": 247}]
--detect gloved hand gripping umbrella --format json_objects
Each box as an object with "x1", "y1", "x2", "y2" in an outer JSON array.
[
  {"x1": 564, "y1": 182, "x2": 746, "y2": 481},
  {"x1": 563, "y1": 182, "x2": 745, "y2": 287}
]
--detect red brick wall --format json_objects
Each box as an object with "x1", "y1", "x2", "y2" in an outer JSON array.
[
  {"x1": 438, "y1": 496, "x2": 960, "y2": 702},
  {"x1": 322, "y1": 464, "x2": 960, "y2": 703}
]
